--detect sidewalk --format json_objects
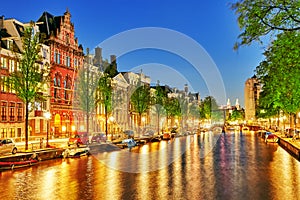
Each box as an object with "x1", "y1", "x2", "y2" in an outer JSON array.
[{"x1": 275, "y1": 131, "x2": 300, "y2": 160}]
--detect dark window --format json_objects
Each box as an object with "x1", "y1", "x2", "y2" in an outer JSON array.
[
  {"x1": 1, "y1": 101, "x2": 7, "y2": 121},
  {"x1": 9, "y1": 102, "x2": 15, "y2": 121},
  {"x1": 17, "y1": 103, "x2": 23, "y2": 121}
]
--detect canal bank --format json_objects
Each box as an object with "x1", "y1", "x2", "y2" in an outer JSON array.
[
  {"x1": 0, "y1": 143, "x2": 122, "y2": 171},
  {"x1": 277, "y1": 136, "x2": 300, "y2": 160},
  {"x1": 256, "y1": 130, "x2": 300, "y2": 161}
]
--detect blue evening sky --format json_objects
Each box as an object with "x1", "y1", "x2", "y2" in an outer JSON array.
[{"x1": 1, "y1": 0, "x2": 265, "y2": 106}]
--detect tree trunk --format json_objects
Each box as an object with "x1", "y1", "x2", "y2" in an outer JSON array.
[
  {"x1": 25, "y1": 101, "x2": 29, "y2": 150},
  {"x1": 86, "y1": 114, "x2": 89, "y2": 135},
  {"x1": 157, "y1": 112, "x2": 160, "y2": 135},
  {"x1": 105, "y1": 104, "x2": 108, "y2": 137},
  {"x1": 138, "y1": 113, "x2": 142, "y2": 137}
]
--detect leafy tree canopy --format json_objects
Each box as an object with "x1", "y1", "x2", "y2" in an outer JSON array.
[
  {"x1": 231, "y1": 0, "x2": 300, "y2": 49},
  {"x1": 255, "y1": 31, "x2": 300, "y2": 114},
  {"x1": 130, "y1": 84, "x2": 151, "y2": 115}
]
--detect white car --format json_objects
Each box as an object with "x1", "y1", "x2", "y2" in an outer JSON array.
[{"x1": 0, "y1": 138, "x2": 18, "y2": 154}]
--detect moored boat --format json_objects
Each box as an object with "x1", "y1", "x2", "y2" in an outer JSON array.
[
  {"x1": 0, "y1": 159, "x2": 39, "y2": 171},
  {"x1": 63, "y1": 146, "x2": 90, "y2": 158}
]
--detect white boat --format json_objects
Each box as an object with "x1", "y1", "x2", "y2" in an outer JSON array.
[
  {"x1": 63, "y1": 146, "x2": 90, "y2": 158},
  {"x1": 122, "y1": 138, "x2": 136, "y2": 148}
]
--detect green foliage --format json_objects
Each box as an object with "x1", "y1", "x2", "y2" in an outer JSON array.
[
  {"x1": 152, "y1": 85, "x2": 167, "y2": 117},
  {"x1": 76, "y1": 64, "x2": 99, "y2": 113},
  {"x1": 165, "y1": 97, "x2": 181, "y2": 118},
  {"x1": 256, "y1": 31, "x2": 300, "y2": 115},
  {"x1": 96, "y1": 73, "x2": 112, "y2": 113},
  {"x1": 231, "y1": 0, "x2": 300, "y2": 49},
  {"x1": 130, "y1": 84, "x2": 151, "y2": 126},
  {"x1": 75, "y1": 59, "x2": 99, "y2": 133},
  {"x1": 152, "y1": 85, "x2": 168, "y2": 134},
  {"x1": 199, "y1": 96, "x2": 219, "y2": 119},
  {"x1": 229, "y1": 108, "x2": 244, "y2": 121},
  {"x1": 104, "y1": 60, "x2": 118, "y2": 78},
  {"x1": 188, "y1": 102, "x2": 200, "y2": 119},
  {"x1": 6, "y1": 26, "x2": 50, "y2": 150},
  {"x1": 7, "y1": 27, "x2": 49, "y2": 105},
  {"x1": 130, "y1": 84, "x2": 151, "y2": 115}
]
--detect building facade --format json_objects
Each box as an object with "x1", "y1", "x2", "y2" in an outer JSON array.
[
  {"x1": 244, "y1": 75, "x2": 261, "y2": 123},
  {"x1": 37, "y1": 10, "x2": 84, "y2": 137},
  {"x1": 0, "y1": 17, "x2": 24, "y2": 139},
  {"x1": 0, "y1": 17, "x2": 51, "y2": 140}
]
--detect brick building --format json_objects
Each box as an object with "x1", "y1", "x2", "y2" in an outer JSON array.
[{"x1": 37, "y1": 10, "x2": 84, "y2": 137}]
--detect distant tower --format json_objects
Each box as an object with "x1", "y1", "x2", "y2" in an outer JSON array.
[
  {"x1": 235, "y1": 98, "x2": 240, "y2": 110},
  {"x1": 244, "y1": 75, "x2": 261, "y2": 122},
  {"x1": 227, "y1": 98, "x2": 231, "y2": 109},
  {"x1": 93, "y1": 47, "x2": 102, "y2": 70},
  {"x1": 184, "y1": 84, "x2": 188, "y2": 96}
]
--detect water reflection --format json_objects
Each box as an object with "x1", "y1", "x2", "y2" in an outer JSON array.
[{"x1": 0, "y1": 132, "x2": 300, "y2": 200}]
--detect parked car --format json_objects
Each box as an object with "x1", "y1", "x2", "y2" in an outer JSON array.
[
  {"x1": 91, "y1": 132, "x2": 107, "y2": 143},
  {"x1": 68, "y1": 132, "x2": 90, "y2": 147},
  {"x1": 0, "y1": 138, "x2": 17, "y2": 154}
]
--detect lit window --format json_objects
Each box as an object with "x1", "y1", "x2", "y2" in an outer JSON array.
[{"x1": 1, "y1": 57, "x2": 7, "y2": 68}]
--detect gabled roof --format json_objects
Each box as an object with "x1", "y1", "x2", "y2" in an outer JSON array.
[
  {"x1": 0, "y1": 28, "x2": 11, "y2": 48},
  {"x1": 37, "y1": 11, "x2": 63, "y2": 38}
]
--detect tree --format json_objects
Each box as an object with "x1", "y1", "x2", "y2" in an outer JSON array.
[
  {"x1": 164, "y1": 97, "x2": 181, "y2": 130},
  {"x1": 188, "y1": 102, "x2": 200, "y2": 129},
  {"x1": 6, "y1": 25, "x2": 50, "y2": 150},
  {"x1": 104, "y1": 59, "x2": 118, "y2": 78},
  {"x1": 229, "y1": 108, "x2": 244, "y2": 122},
  {"x1": 75, "y1": 49, "x2": 99, "y2": 135},
  {"x1": 231, "y1": 0, "x2": 300, "y2": 49},
  {"x1": 130, "y1": 83, "x2": 151, "y2": 134},
  {"x1": 255, "y1": 31, "x2": 300, "y2": 128},
  {"x1": 152, "y1": 84, "x2": 167, "y2": 134},
  {"x1": 96, "y1": 73, "x2": 112, "y2": 137},
  {"x1": 201, "y1": 96, "x2": 219, "y2": 119}
]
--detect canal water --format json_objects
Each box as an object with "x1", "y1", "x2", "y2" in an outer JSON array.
[{"x1": 0, "y1": 131, "x2": 299, "y2": 200}]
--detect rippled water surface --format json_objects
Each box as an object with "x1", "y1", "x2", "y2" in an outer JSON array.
[{"x1": 1, "y1": 132, "x2": 299, "y2": 200}]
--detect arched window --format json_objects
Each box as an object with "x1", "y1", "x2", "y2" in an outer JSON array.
[
  {"x1": 64, "y1": 75, "x2": 72, "y2": 101},
  {"x1": 54, "y1": 73, "x2": 62, "y2": 99}
]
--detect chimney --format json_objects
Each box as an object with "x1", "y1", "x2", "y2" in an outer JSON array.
[
  {"x1": 93, "y1": 47, "x2": 102, "y2": 68},
  {"x1": 0, "y1": 16, "x2": 4, "y2": 30},
  {"x1": 110, "y1": 55, "x2": 116, "y2": 63}
]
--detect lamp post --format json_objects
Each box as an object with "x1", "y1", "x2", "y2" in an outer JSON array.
[{"x1": 44, "y1": 111, "x2": 51, "y2": 148}]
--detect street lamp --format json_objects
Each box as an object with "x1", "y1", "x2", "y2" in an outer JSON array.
[{"x1": 44, "y1": 111, "x2": 51, "y2": 148}]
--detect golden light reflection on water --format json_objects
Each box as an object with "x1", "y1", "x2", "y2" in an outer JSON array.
[
  {"x1": 39, "y1": 169, "x2": 57, "y2": 199},
  {"x1": 1, "y1": 133, "x2": 300, "y2": 200}
]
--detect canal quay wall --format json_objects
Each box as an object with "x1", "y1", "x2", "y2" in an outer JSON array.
[
  {"x1": 0, "y1": 148, "x2": 65, "y2": 162},
  {"x1": 256, "y1": 130, "x2": 300, "y2": 161},
  {"x1": 277, "y1": 137, "x2": 300, "y2": 160},
  {"x1": 0, "y1": 143, "x2": 120, "y2": 164}
]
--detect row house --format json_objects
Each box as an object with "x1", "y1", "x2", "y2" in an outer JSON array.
[
  {"x1": 122, "y1": 71, "x2": 151, "y2": 136},
  {"x1": 37, "y1": 10, "x2": 84, "y2": 137},
  {"x1": 0, "y1": 16, "x2": 50, "y2": 140},
  {"x1": 0, "y1": 17, "x2": 24, "y2": 139},
  {"x1": 81, "y1": 50, "x2": 101, "y2": 134},
  {"x1": 111, "y1": 73, "x2": 129, "y2": 134}
]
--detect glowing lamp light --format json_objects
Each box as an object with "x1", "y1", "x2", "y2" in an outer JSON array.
[
  {"x1": 62, "y1": 126, "x2": 66, "y2": 132},
  {"x1": 71, "y1": 125, "x2": 76, "y2": 132}
]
